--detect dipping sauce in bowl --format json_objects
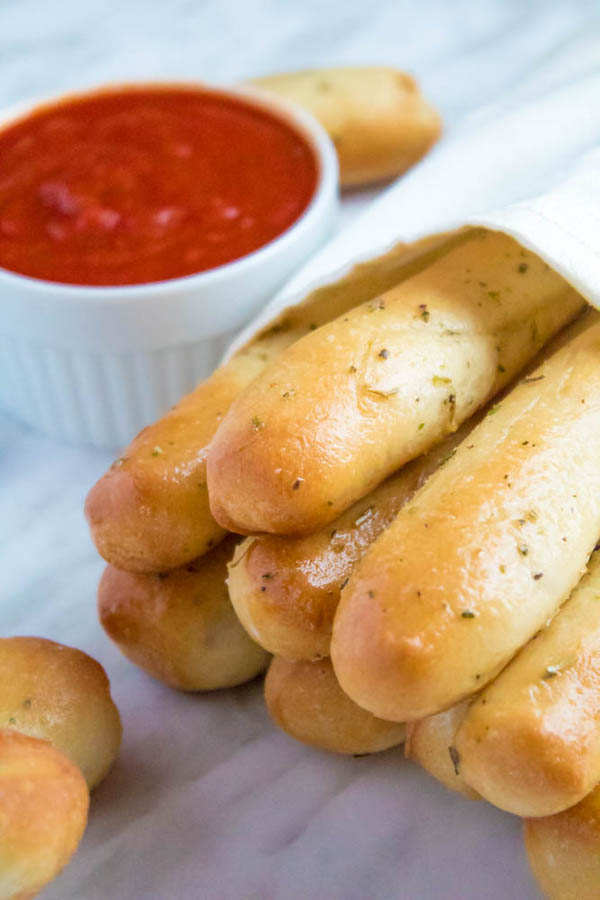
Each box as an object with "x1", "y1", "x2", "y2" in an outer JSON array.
[{"x1": 0, "y1": 85, "x2": 319, "y2": 286}]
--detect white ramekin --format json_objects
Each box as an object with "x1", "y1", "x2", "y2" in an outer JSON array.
[{"x1": 0, "y1": 81, "x2": 339, "y2": 448}]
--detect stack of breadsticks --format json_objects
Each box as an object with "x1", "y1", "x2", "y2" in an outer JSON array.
[{"x1": 87, "y1": 228, "x2": 600, "y2": 899}]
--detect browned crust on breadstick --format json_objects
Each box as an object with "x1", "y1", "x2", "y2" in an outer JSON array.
[
  {"x1": 208, "y1": 230, "x2": 583, "y2": 536},
  {"x1": 405, "y1": 702, "x2": 478, "y2": 799},
  {"x1": 265, "y1": 657, "x2": 405, "y2": 755},
  {"x1": 457, "y1": 549, "x2": 600, "y2": 817},
  {"x1": 0, "y1": 637, "x2": 121, "y2": 791},
  {"x1": 332, "y1": 311, "x2": 600, "y2": 722},
  {"x1": 524, "y1": 783, "x2": 600, "y2": 900},
  {"x1": 250, "y1": 66, "x2": 441, "y2": 187},
  {"x1": 0, "y1": 730, "x2": 89, "y2": 900},
  {"x1": 228, "y1": 418, "x2": 479, "y2": 660},
  {"x1": 86, "y1": 233, "x2": 454, "y2": 573},
  {"x1": 98, "y1": 536, "x2": 270, "y2": 691}
]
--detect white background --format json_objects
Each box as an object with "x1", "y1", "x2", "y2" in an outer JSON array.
[{"x1": 2, "y1": 1, "x2": 600, "y2": 897}]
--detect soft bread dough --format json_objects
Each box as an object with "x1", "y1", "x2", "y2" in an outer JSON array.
[
  {"x1": 265, "y1": 656, "x2": 405, "y2": 755},
  {"x1": 0, "y1": 637, "x2": 121, "y2": 791},
  {"x1": 0, "y1": 729, "x2": 88, "y2": 900},
  {"x1": 99, "y1": 536, "x2": 270, "y2": 691}
]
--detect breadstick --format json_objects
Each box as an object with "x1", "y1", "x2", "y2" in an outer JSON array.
[
  {"x1": 249, "y1": 66, "x2": 441, "y2": 187},
  {"x1": 405, "y1": 702, "x2": 477, "y2": 799},
  {"x1": 332, "y1": 310, "x2": 600, "y2": 722},
  {"x1": 86, "y1": 232, "x2": 455, "y2": 573},
  {"x1": 524, "y1": 783, "x2": 600, "y2": 900},
  {"x1": 265, "y1": 657, "x2": 405, "y2": 755},
  {"x1": 98, "y1": 536, "x2": 270, "y2": 691},
  {"x1": 228, "y1": 418, "x2": 478, "y2": 660},
  {"x1": 456, "y1": 549, "x2": 600, "y2": 816},
  {"x1": 208, "y1": 230, "x2": 584, "y2": 536},
  {"x1": 0, "y1": 636, "x2": 121, "y2": 791},
  {"x1": 0, "y1": 729, "x2": 88, "y2": 900}
]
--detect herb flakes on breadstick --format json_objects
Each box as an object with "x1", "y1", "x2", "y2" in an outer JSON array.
[
  {"x1": 228, "y1": 416, "x2": 480, "y2": 661},
  {"x1": 86, "y1": 232, "x2": 456, "y2": 573},
  {"x1": 332, "y1": 310, "x2": 600, "y2": 723},
  {"x1": 456, "y1": 548, "x2": 600, "y2": 817},
  {"x1": 405, "y1": 702, "x2": 478, "y2": 799},
  {"x1": 208, "y1": 229, "x2": 584, "y2": 536}
]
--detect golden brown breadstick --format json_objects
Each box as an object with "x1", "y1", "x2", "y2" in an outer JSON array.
[
  {"x1": 249, "y1": 66, "x2": 441, "y2": 187},
  {"x1": 208, "y1": 230, "x2": 584, "y2": 536},
  {"x1": 265, "y1": 656, "x2": 405, "y2": 755},
  {"x1": 98, "y1": 536, "x2": 270, "y2": 691},
  {"x1": 0, "y1": 637, "x2": 121, "y2": 791},
  {"x1": 405, "y1": 702, "x2": 477, "y2": 799},
  {"x1": 332, "y1": 310, "x2": 600, "y2": 723},
  {"x1": 0, "y1": 729, "x2": 89, "y2": 900},
  {"x1": 86, "y1": 232, "x2": 455, "y2": 573},
  {"x1": 228, "y1": 418, "x2": 478, "y2": 660},
  {"x1": 456, "y1": 549, "x2": 600, "y2": 817},
  {"x1": 524, "y1": 783, "x2": 600, "y2": 900}
]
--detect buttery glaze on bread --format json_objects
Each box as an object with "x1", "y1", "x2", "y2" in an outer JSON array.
[
  {"x1": 332, "y1": 311, "x2": 600, "y2": 722},
  {"x1": 85, "y1": 233, "x2": 455, "y2": 573},
  {"x1": 265, "y1": 657, "x2": 405, "y2": 755},
  {"x1": 98, "y1": 536, "x2": 270, "y2": 691},
  {"x1": 250, "y1": 66, "x2": 441, "y2": 187},
  {"x1": 0, "y1": 729, "x2": 89, "y2": 900},
  {"x1": 208, "y1": 230, "x2": 584, "y2": 536},
  {"x1": 456, "y1": 549, "x2": 600, "y2": 817},
  {"x1": 405, "y1": 702, "x2": 477, "y2": 799},
  {"x1": 0, "y1": 637, "x2": 121, "y2": 791},
  {"x1": 525, "y1": 783, "x2": 600, "y2": 900},
  {"x1": 228, "y1": 419, "x2": 479, "y2": 661}
]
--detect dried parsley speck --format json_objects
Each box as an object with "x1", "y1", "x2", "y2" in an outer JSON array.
[
  {"x1": 418, "y1": 422, "x2": 425, "y2": 430},
  {"x1": 151, "y1": 446, "x2": 164, "y2": 456},
  {"x1": 378, "y1": 349, "x2": 390, "y2": 359},
  {"x1": 518, "y1": 544, "x2": 529, "y2": 556},
  {"x1": 448, "y1": 745, "x2": 461, "y2": 775},
  {"x1": 251, "y1": 416, "x2": 265, "y2": 431},
  {"x1": 533, "y1": 572, "x2": 544, "y2": 580},
  {"x1": 292, "y1": 478, "x2": 304, "y2": 490},
  {"x1": 461, "y1": 610, "x2": 476, "y2": 619},
  {"x1": 518, "y1": 262, "x2": 529, "y2": 273}
]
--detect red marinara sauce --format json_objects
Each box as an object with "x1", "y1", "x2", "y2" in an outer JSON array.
[{"x1": 0, "y1": 86, "x2": 318, "y2": 286}]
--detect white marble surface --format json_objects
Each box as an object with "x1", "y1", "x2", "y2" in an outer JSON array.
[{"x1": 2, "y1": 1, "x2": 600, "y2": 897}]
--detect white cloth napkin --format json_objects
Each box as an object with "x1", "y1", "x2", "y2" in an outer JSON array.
[{"x1": 229, "y1": 35, "x2": 600, "y2": 356}]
